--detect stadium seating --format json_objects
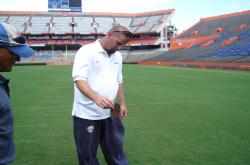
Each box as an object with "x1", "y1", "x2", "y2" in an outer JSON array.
[
  {"x1": 0, "y1": 10, "x2": 174, "y2": 35},
  {"x1": 1, "y1": 9, "x2": 249, "y2": 70},
  {"x1": 27, "y1": 16, "x2": 51, "y2": 34},
  {"x1": 7, "y1": 16, "x2": 30, "y2": 32},
  {"x1": 148, "y1": 10, "x2": 250, "y2": 63},
  {"x1": 114, "y1": 17, "x2": 132, "y2": 28},
  {"x1": 123, "y1": 49, "x2": 166, "y2": 63},
  {"x1": 51, "y1": 16, "x2": 72, "y2": 34},
  {"x1": 95, "y1": 16, "x2": 114, "y2": 33},
  {"x1": 179, "y1": 11, "x2": 250, "y2": 38},
  {"x1": 74, "y1": 16, "x2": 95, "y2": 34},
  {"x1": 0, "y1": 10, "x2": 175, "y2": 64}
]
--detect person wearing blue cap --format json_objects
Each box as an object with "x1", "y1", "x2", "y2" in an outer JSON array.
[{"x1": 0, "y1": 22, "x2": 35, "y2": 165}]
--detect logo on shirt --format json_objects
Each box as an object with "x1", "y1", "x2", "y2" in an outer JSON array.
[
  {"x1": 95, "y1": 58, "x2": 101, "y2": 63},
  {"x1": 86, "y1": 125, "x2": 94, "y2": 133}
]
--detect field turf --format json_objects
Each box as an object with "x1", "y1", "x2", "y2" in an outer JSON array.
[{"x1": 3, "y1": 64, "x2": 250, "y2": 165}]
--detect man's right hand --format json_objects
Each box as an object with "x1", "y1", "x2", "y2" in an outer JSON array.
[
  {"x1": 75, "y1": 80, "x2": 115, "y2": 109},
  {"x1": 94, "y1": 95, "x2": 115, "y2": 109}
]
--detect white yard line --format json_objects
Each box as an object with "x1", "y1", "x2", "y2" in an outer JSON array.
[
  {"x1": 127, "y1": 98, "x2": 249, "y2": 106},
  {"x1": 15, "y1": 124, "x2": 48, "y2": 128}
]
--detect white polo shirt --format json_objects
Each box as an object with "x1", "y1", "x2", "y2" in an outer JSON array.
[{"x1": 72, "y1": 40, "x2": 123, "y2": 120}]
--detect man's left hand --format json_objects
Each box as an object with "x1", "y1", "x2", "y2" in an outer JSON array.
[{"x1": 119, "y1": 104, "x2": 127, "y2": 119}]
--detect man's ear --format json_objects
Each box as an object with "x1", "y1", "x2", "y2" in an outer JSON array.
[{"x1": 107, "y1": 32, "x2": 112, "y2": 37}]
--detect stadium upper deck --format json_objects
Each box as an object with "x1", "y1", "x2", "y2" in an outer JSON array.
[
  {"x1": 144, "y1": 10, "x2": 250, "y2": 67},
  {"x1": 178, "y1": 10, "x2": 250, "y2": 38},
  {"x1": 0, "y1": 10, "x2": 176, "y2": 64},
  {"x1": 0, "y1": 10, "x2": 175, "y2": 48},
  {"x1": 171, "y1": 10, "x2": 250, "y2": 50}
]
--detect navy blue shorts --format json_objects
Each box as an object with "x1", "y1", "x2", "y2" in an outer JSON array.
[{"x1": 73, "y1": 116, "x2": 128, "y2": 165}]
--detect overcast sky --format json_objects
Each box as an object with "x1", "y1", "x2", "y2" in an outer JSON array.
[{"x1": 0, "y1": 0, "x2": 249, "y2": 32}]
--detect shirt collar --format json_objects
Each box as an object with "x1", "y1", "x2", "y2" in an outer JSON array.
[
  {"x1": 95, "y1": 40, "x2": 118, "y2": 58},
  {"x1": 95, "y1": 40, "x2": 106, "y2": 53}
]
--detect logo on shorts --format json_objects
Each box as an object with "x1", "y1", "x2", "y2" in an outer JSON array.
[{"x1": 86, "y1": 125, "x2": 94, "y2": 133}]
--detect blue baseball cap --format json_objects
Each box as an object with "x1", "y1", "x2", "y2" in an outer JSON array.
[{"x1": 0, "y1": 22, "x2": 35, "y2": 58}]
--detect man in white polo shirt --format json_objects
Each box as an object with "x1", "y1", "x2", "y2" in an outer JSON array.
[{"x1": 72, "y1": 25, "x2": 132, "y2": 165}]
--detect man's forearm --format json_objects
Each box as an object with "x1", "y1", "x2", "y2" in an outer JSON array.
[
  {"x1": 117, "y1": 83, "x2": 128, "y2": 118},
  {"x1": 117, "y1": 84, "x2": 126, "y2": 105},
  {"x1": 75, "y1": 80, "x2": 114, "y2": 109},
  {"x1": 75, "y1": 80, "x2": 98, "y2": 101}
]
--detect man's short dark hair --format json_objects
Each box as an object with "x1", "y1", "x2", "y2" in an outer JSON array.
[{"x1": 109, "y1": 25, "x2": 133, "y2": 38}]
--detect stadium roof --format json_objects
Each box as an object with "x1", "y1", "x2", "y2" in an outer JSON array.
[
  {"x1": 0, "y1": 9, "x2": 175, "y2": 35},
  {"x1": 0, "y1": 9, "x2": 175, "y2": 17}
]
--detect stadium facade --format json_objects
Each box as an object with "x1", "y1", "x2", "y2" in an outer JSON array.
[
  {"x1": 1, "y1": 9, "x2": 250, "y2": 70},
  {"x1": 0, "y1": 10, "x2": 176, "y2": 64},
  {"x1": 142, "y1": 10, "x2": 250, "y2": 70}
]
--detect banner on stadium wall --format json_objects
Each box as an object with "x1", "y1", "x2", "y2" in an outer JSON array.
[
  {"x1": 170, "y1": 35, "x2": 218, "y2": 50},
  {"x1": 48, "y1": 0, "x2": 82, "y2": 12}
]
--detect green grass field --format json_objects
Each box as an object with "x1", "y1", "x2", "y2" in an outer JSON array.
[{"x1": 3, "y1": 64, "x2": 250, "y2": 165}]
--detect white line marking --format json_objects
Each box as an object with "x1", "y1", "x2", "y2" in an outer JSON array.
[
  {"x1": 15, "y1": 124, "x2": 48, "y2": 128},
  {"x1": 127, "y1": 98, "x2": 249, "y2": 106}
]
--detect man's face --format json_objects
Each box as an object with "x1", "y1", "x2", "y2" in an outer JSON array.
[
  {"x1": 0, "y1": 48, "x2": 20, "y2": 72},
  {"x1": 105, "y1": 33, "x2": 129, "y2": 55}
]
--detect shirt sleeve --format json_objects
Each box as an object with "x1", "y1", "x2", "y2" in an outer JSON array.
[{"x1": 72, "y1": 46, "x2": 90, "y2": 82}]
